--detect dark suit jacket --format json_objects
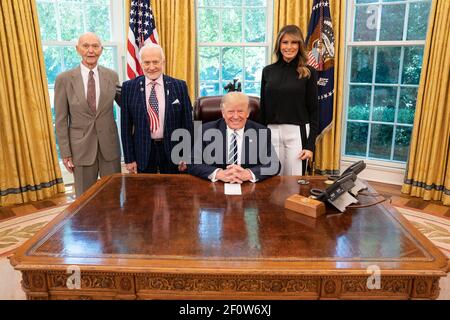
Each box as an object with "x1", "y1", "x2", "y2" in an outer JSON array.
[
  {"x1": 120, "y1": 75, "x2": 193, "y2": 171},
  {"x1": 188, "y1": 118, "x2": 280, "y2": 181}
]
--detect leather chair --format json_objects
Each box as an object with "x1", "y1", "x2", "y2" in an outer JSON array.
[{"x1": 193, "y1": 95, "x2": 260, "y2": 122}]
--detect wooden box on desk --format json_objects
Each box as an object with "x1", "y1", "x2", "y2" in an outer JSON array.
[{"x1": 284, "y1": 194, "x2": 326, "y2": 218}]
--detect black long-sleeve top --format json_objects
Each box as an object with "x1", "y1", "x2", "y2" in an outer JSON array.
[{"x1": 259, "y1": 57, "x2": 319, "y2": 152}]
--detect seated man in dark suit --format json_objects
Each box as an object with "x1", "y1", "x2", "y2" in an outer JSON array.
[{"x1": 188, "y1": 92, "x2": 280, "y2": 183}]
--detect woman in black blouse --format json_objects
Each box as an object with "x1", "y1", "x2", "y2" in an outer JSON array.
[{"x1": 260, "y1": 25, "x2": 318, "y2": 176}]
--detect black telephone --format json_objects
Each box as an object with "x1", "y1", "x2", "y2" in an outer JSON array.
[
  {"x1": 342, "y1": 160, "x2": 366, "y2": 176},
  {"x1": 329, "y1": 160, "x2": 366, "y2": 181},
  {"x1": 311, "y1": 172, "x2": 357, "y2": 202}
]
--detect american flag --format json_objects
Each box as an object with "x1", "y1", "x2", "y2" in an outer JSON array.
[
  {"x1": 127, "y1": 0, "x2": 159, "y2": 80},
  {"x1": 148, "y1": 84, "x2": 159, "y2": 132}
]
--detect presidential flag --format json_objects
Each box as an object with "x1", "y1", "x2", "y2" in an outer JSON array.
[
  {"x1": 127, "y1": 0, "x2": 159, "y2": 80},
  {"x1": 305, "y1": 0, "x2": 335, "y2": 141}
]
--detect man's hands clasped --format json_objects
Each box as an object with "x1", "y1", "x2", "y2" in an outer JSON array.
[{"x1": 215, "y1": 164, "x2": 253, "y2": 184}]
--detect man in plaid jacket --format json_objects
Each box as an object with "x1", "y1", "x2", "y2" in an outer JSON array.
[{"x1": 121, "y1": 43, "x2": 193, "y2": 174}]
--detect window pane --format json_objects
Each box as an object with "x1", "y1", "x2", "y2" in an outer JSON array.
[
  {"x1": 397, "y1": 87, "x2": 417, "y2": 124},
  {"x1": 356, "y1": 0, "x2": 377, "y2": 3},
  {"x1": 375, "y1": 47, "x2": 401, "y2": 84},
  {"x1": 43, "y1": 46, "x2": 62, "y2": 85},
  {"x1": 222, "y1": 47, "x2": 243, "y2": 81},
  {"x1": 62, "y1": 47, "x2": 80, "y2": 70},
  {"x1": 407, "y1": 2, "x2": 431, "y2": 40},
  {"x1": 402, "y1": 46, "x2": 424, "y2": 85},
  {"x1": 350, "y1": 47, "x2": 374, "y2": 83},
  {"x1": 245, "y1": 8, "x2": 266, "y2": 42},
  {"x1": 48, "y1": 88, "x2": 55, "y2": 111},
  {"x1": 373, "y1": 86, "x2": 397, "y2": 122},
  {"x1": 197, "y1": 0, "x2": 268, "y2": 98},
  {"x1": 59, "y1": 3, "x2": 84, "y2": 41},
  {"x1": 354, "y1": 5, "x2": 377, "y2": 41},
  {"x1": 199, "y1": 47, "x2": 220, "y2": 81},
  {"x1": 87, "y1": 5, "x2": 111, "y2": 41},
  {"x1": 223, "y1": 0, "x2": 242, "y2": 5},
  {"x1": 200, "y1": 82, "x2": 220, "y2": 97},
  {"x1": 37, "y1": 2, "x2": 57, "y2": 41},
  {"x1": 243, "y1": 82, "x2": 260, "y2": 96},
  {"x1": 393, "y1": 126, "x2": 412, "y2": 162},
  {"x1": 222, "y1": 8, "x2": 242, "y2": 42},
  {"x1": 198, "y1": 0, "x2": 220, "y2": 6},
  {"x1": 346, "y1": 122, "x2": 368, "y2": 156},
  {"x1": 369, "y1": 124, "x2": 393, "y2": 159},
  {"x1": 198, "y1": 8, "x2": 219, "y2": 42},
  {"x1": 380, "y1": 4, "x2": 405, "y2": 41},
  {"x1": 89, "y1": 0, "x2": 110, "y2": 4},
  {"x1": 348, "y1": 86, "x2": 371, "y2": 120},
  {"x1": 245, "y1": 0, "x2": 266, "y2": 5},
  {"x1": 99, "y1": 47, "x2": 115, "y2": 70},
  {"x1": 244, "y1": 47, "x2": 265, "y2": 81}
]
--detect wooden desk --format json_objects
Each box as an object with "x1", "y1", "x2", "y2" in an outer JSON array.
[{"x1": 10, "y1": 174, "x2": 448, "y2": 299}]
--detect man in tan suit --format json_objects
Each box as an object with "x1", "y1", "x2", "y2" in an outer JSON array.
[{"x1": 55, "y1": 32, "x2": 121, "y2": 197}]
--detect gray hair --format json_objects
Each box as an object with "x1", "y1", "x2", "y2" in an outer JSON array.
[
  {"x1": 220, "y1": 92, "x2": 249, "y2": 110},
  {"x1": 139, "y1": 43, "x2": 165, "y2": 61}
]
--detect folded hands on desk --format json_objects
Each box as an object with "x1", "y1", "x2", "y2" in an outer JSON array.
[{"x1": 216, "y1": 164, "x2": 254, "y2": 184}]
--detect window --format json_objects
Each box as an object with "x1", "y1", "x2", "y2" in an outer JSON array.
[
  {"x1": 344, "y1": 0, "x2": 431, "y2": 164},
  {"x1": 36, "y1": 0, "x2": 124, "y2": 157},
  {"x1": 197, "y1": 0, "x2": 272, "y2": 97}
]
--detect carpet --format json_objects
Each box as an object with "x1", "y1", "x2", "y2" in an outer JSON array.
[
  {"x1": 0, "y1": 204, "x2": 448, "y2": 299},
  {"x1": 0, "y1": 205, "x2": 68, "y2": 300},
  {"x1": 0, "y1": 205, "x2": 68, "y2": 257},
  {"x1": 395, "y1": 206, "x2": 450, "y2": 259}
]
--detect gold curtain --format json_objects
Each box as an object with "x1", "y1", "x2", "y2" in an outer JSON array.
[
  {"x1": 273, "y1": 0, "x2": 345, "y2": 175},
  {"x1": 401, "y1": 0, "x2": 450, "y2": 205},
  {"x1": 125, "y1": 0, "x2": 196, "y2": 101},
  {"x1": 0, "y1": 0, "x2": 65, "y2": 206}
]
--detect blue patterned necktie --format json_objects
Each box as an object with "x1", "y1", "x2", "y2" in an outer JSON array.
[{"x1": 228, "y1": 131, "x2": 238, "y2": 165}]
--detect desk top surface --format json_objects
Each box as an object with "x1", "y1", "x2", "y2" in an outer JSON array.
[{"x1": 11, "y1": 174, "x2": 448, "y2": 275}]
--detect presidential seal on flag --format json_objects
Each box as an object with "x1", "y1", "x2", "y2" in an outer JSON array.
[{"x1": 306, "y1": 0, "x2": 335, "y2": 140}]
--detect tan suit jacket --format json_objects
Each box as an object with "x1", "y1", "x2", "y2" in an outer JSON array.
[{"x1": 54, "y1": 65, "x2": 121, "y2": 166}]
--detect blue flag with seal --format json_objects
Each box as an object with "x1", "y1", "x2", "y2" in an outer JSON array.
[{"x1": 305, "y1": 0, "x2": 335, "y2": 141}]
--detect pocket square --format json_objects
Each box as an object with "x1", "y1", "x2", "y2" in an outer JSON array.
[{"x1": 172, "y1": 99, "x2": 180, "y2": 105}]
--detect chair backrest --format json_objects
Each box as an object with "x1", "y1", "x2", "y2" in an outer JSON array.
[{"x1": 193, "y1": 95, "x2": 260, "y2": 122}]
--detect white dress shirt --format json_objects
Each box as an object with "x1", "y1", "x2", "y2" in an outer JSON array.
[
  {"x1": 209, "y1": 126, "x2": 257, "y2": 183},
  {"x1": 80, "y1": 63, "x2": 100, "y2": 110}
]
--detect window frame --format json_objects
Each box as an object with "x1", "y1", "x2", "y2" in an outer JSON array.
[
  {"x1": 341, "y1": 0, "x2": 431, "y2": 175},
  {"x1": 196, "y1": 0, "x2": 274, "y2": 97}
]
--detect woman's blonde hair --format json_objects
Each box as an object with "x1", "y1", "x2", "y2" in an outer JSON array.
[{"x1": 274, "y1": 25, "x2": 311, "y2": 79}]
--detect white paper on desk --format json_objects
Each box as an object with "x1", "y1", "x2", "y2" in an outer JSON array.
[{"x1": 224, "y1": 183, "x2": 242, "y2": 195}]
